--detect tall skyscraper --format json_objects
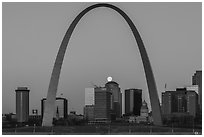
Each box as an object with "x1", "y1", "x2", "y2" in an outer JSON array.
[
  {"x1": 15, "y1": 87, "x2": 30, "y2": 123},
  {"x1": 162, "y1": 88, "x2": 198, "y2": 117},
  {"x1": 94, "y1": 87, "x2": 112, "y2": 122},
  {"x1": 192, "y1": 70, "x2": 202, "y2": 110},
  {"x1": 105, "y1": 81, "x2": 122, "y2": 118},
  {"x1": 85, "y1": 88, "x2": 95, "y2": 105},
  {"x1": 125, "y1": 88, "x2": 142, "y2": 116},
  {"x1": 41, "y1": 97, "x2": 68, "y2": 119}
]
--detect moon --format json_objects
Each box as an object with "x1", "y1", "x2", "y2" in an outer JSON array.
[{"x1": 107, "y1": 77, "x2": 112, "y2": 82}]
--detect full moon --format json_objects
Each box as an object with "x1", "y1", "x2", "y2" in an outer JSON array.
[{"x1": 107, "y1": 77, "x2": 112, "y2": 82}]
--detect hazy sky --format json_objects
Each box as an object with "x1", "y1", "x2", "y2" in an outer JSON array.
[{"x1": 2, "y1": 2, "x2": 201, "y2": 115}]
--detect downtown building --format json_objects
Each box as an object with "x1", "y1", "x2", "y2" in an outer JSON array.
[
  {"x1": 192, "y1": 70, "x2": 202, "y2": 111},
  {"x1": 105, "y1": 81, "x2": 122, "y2": 118},
  {"x1": 125, "y1": 88, "x2": 142, "y2": 116},
  {"x1": 15, "y1": 87, "x2": 30, "y2": 123},
  {"x1": 94, "y1": 87, "x2": 112, "y2": 122},
  {"x1": 84, "y1": 88, "x2": 95, "y2": 121},
  {"x1": 161, "y1": 87, "x2": 198, "y2": 117},
  {"x1": 41, "y1": 97, "x2": 68, "y2": 119},
  {"x1": 84, "y1": 79, "x2": 122, "y2": 122}
]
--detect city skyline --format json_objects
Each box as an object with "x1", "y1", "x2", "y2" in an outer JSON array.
[{"x1": 2, "y1": 2, "x2": 201, "y2": 115}]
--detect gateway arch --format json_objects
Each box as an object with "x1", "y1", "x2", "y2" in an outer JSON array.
[{"x1": 42, "y1": 3, "x2": 163, "y2": 126}]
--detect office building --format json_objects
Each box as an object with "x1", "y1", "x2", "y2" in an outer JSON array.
[
  {"x1": 162, "y1": 88, "x2": 187, "y2": 114},
  {"x1": 41, "y1": 97, "x2": 68, "y2": 119},
  {"x1": 85, "y1": 88, "x2": 95, "y2": 105},
  {"x1": 187, "y1": 91, "x2": 198, "y2": 117},
  {"x1": 125, "y1": 88, "x2": 142, "y2": 116},
  {"x1": 15, "y1": 87, "x2": 30, "y2": 123},
  {"x1": 84, "y1": 88, "x2": 95, "y2": 121},
  {"x1": 105, "y1": 81, "x2": 122, "y2": 118},
  {"x1": 84, "y1": 105, "x2": 94, "y2": 121},
  {"x1": 192, "y1": 70, "x2": 202, "y2": 110},
  {"x1": 94, "y1": 87, "x2": 112, "y2": 122},
  {"x1": 162, "y1": 88, "x2": 198, "y2": 117},
  {"x1": 161, "y1": 91, "x2": 172, "y2": 115}
]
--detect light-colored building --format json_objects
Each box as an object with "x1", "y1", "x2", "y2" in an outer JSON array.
[
  {"x1": 186, "y1": 85, "x2": 199, "y2": 94},
  {"x1": 85, "y1": 88, "x2": 95, "y2": 105}
]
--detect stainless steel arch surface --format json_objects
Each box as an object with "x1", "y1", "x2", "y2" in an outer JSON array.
[{"x1": 42, "y1": 3, "x2": 163, "y2": 126}]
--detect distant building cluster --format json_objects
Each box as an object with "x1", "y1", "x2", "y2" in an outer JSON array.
[
  {"x1": 84, "y1": 80, "x2": 123, "y2": 123},
  {"x1": 2, "y1": 70, "x2": 202, "y2": 127},
  {"x1": 84, "y1": 78, "x2": 151, "y2": 124}
]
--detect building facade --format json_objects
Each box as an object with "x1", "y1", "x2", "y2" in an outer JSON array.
[
  {"x1": 186, "y1": 91, "x2": 198, "y2": 117},
  {"x1": 85, "y1": 88, "x2": 95, "y2": 105},
  {"x1": 15, "y1": 87, "x2": 30, "y2": 123},
  {"x1": 105, "y1": 81, "x2": 122, "y2": 118},
  {"x1": 94, "y1": 87, "x2": 112, "y2": 122},
  {"x1": 161, "y1": 91, "x2": 172, "y2": 115},
  {"x1": 162, "y1": 88, "x2": 198, "y2": 117},
  {"x1": 41, "y1": 97, "x2": 68, "y2": 119},
  {"x1": 125, "y1": 88, "x2": 142, "y2": 116},
  {"x1": 84, "y1": 105, "x2": 94, "y2": 121},
  {"x1": 192, "y1": 70, "x2": 202, "y2": 110}
]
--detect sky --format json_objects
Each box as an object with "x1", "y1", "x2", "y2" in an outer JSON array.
[{"x1": 2, "y1": 2, "x2": 202, "y2": 115}]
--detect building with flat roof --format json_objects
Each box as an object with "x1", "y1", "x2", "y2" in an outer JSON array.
[
  {"x1": 85, "y1": 88, "x2": 95, "y2": 105},
  {"x1": 94, "y1": 87, "x2": 112, "y2": 122},
  {"x1": 15, "y1": 87, "x2": 30, "y2": 123},
  {"x1": 162, "y1": 88, "x2": 198, "y2": 117},
  {"x1": 192, "y1": 70, "x2": 202, "y2": 110},
  {"x1": 186, "y1": 91, "x2": 198, "y2": 117},
  {"x1": 84, "y1": 105, "x2": 94, "y2": 121},
  {"x1": 125, "y1": 88, "x2": 142, "y2": 116}
]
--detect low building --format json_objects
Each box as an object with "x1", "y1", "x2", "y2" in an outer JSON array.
[
  {"x1": 136, "y1": 100, "x2": 149, "y2": 123},
  {"x1": 84, "y1": 105, "x2": 94, "y2": 121}
]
